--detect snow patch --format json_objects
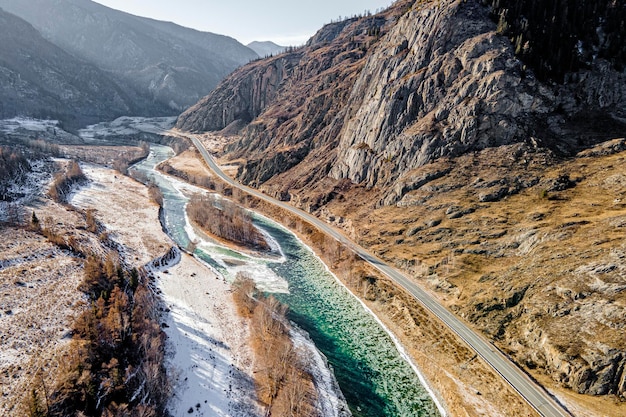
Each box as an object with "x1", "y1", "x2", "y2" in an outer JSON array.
[
  {"x1": 157, "y1": 254, "x2": 262, "y2": 417},
  {"x1": 290, "y1": 326, "x2": 352, "y2": 417},
  {"x1": 0, "y1": 117, "x2": 60, "y2": 133},
  {"x1": 78, "y1": 116, "x2": 176, "y2": 142}
]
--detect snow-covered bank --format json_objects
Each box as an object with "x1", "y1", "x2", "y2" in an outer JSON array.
[
  {"x1": 0, "y1": 117, "x2": 82, "y2": 144},
  {"x1": 70, "y1": 163, "x2": 172, "y2": 265},
  {"x1": 155, "y1": 253, "x2": 261, "y2": 417},
  {"x1": 0, "y1": 117, "x2": 60, "y2": 134},
  {"x1": 290, "y1": 326, "x2": 352, "y2": 417},
  {"x1": 79, "y1": 116, "x2": 176, "y2": 142}
]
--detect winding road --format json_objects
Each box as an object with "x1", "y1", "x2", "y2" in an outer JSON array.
[{"x1": 168, "y1": 129, "x2": 571, "y2": 417}]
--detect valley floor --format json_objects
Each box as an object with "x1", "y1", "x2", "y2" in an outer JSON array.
[
  {"x1": 0, "y1": 225, "x2": 83, "y2": 415},
  {"x1": 70, "y1": 164, "x2": 262, "y2": 416},
  {"x1": 156, "y1": 252, "x2": 261, "y2": 417}
]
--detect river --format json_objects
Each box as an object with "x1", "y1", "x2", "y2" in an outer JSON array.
[{"x1": 131, "y1": 144, "x2": 441, "y2": 417}]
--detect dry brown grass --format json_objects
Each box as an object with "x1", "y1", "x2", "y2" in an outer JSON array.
[
  {"x1": 314, "y1": 143, "x2": 626, "y2": 416},
  {"x1": 162, "y1": 148, "x2": 216, "y2": 180},
  {"x1": 0, "y1": 226, "x2": 84, "y2": 416}
]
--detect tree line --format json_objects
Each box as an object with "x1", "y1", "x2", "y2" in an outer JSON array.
[
  {"x1": 158, "y1": 161, "x2": 218, "y2": 191},
  {"x1": 27, "y1": 252, "x2": 170, "y2": 417},
  {"x1": 0, "y1": 146, "x2": 31, "y2": 201},
  {"x1": 48, "y1": 161, "x2": 87, "y2": 203}
]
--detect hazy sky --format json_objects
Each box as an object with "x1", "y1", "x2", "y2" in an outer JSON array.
[{"x1": 93, "y1": 0, "x2": 394, "y2": 45}]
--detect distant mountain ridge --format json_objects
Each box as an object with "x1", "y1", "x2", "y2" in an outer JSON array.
[
  {"x1": 0, "y1": 8, "x2": 148, "y2": 128},
  {"x1": 0, "y1": 0, "x2": 258, "y2": 121},
  {"x1": 247, "y1": 41, "x2": 286, "y2": 57}
]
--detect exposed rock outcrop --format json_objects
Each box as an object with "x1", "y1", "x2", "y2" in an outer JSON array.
[
  {"x1": 178, "y1": 0, "x2": 625, "y2": 197},
  {"x1": 465, "y1": 248, "x2": 626, "y2": 397},
  {"x1": 177, "y1": 4, "x2": 410, "y2": 187},
  {"x1": 330, "y1": 0, "x2": 553, "y2": 187},
  {"x1": 330, "y1": 0, "x2": 625, "y2": 188},
  {"x1": 178, "y1": 52, "x2": 302, "y2": 132}
]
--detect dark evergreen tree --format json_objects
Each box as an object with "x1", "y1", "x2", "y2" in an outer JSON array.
[
  {"x1": 485, "y1": 0, "x2": 626, "y2": 82},
  {"x1": 31, "y1": 211, "x2": 40, "y2": 230}
]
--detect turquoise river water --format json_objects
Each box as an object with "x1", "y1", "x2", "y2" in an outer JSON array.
[{"x1": 131, "y1": 145, "x2": 441, "y2": 417}]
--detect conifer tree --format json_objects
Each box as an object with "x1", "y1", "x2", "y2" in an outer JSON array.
[{"x1": 30, "y1": 211, "x2": 40, "y2": 231}]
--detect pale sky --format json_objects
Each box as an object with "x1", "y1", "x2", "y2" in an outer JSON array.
[{"x1": 93, "y1": 0, "x2": 394, "y2": 45}]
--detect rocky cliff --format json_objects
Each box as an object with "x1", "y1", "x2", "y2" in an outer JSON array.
[
  {"x1": 177, "y1": 0, "x2": 626, "y2": 406},
  {"x1": 178, "y1": 0, "x2": 625, "y2": 195},
  {"x1": 177, "y1": 4, "x2": 412, "y2": 187}
]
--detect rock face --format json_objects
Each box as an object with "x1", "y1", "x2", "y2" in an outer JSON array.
[
  {"x1": 0, "y1": 8, "x2": 138, "y2": 128},
  {"x1": 177, "y1": 0, "x2": 626, "y2": 400},
  {"x1": 330, "y1": 0, "x2": 554, "y2": 187},
  {"x1": 177, "y1": 8, "x2": 408, "y2": 187},
  {"x1": 0, "y1": 0, "x2": 258, "y2": 115},
  {"x1": 178, "y1": 0, "x2": 625, "y2": 194},
  {"x1": 179, "y1": 51, "x2": 303, "y2": 133}
]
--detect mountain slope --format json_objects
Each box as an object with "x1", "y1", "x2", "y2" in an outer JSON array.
[
  {"x1": 177, "y1": 0, "x2": 626, "y2": 409},
  {"x1": 0, "y1": 8, "x2": 145, "y2": 128},
  {"x1": 177, "y1": 6, "x2": 409, "y2": 187},
  {"x1": 178, "y1": 0, "x2": 625, "y2": 192},
  {"x1": 0, "y1": 0, "x2": 258, "y2": 112}
]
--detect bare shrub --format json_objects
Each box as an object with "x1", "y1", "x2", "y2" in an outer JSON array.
[
  {"x1": 48, "y1": 161, "x2": 87, "y2": 203},
  {"x1": 112, "y1": 142, "x2": 150, "y2": 174},
  {"x1": 232, "y1": 273, "x2": 257, "y2": 317},
  {"x1": 159, "y1": 162, "x2": 217, "y2": 190},
  {"x1": 232, "y1": 275, "x2": 316, "y2": 415},
  {"x1": 187, "y1": 194, "x2": 270, "y2": 251},
  {"x1": 147, "y1": 183, "x2": 163, "y2": 207},
  {"x1": 26, "y1": 138, "x2": 61, "y2": 157}
]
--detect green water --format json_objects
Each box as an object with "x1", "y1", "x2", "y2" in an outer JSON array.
[
  {"x1": 257, "y1": 217, "x2": 438, "y2": 417},
  {"x1": 132, "y1": 145, "x2": 440, "y2": 417}
]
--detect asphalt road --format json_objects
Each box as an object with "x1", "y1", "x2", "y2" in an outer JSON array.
[{"x1": 174, "y1": 130, "x2": 571, "y2": 417}]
